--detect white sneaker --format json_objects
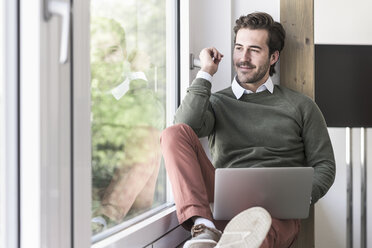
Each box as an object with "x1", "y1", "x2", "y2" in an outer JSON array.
[
  {"x1": 215, "y1": 207, "x2": 271, "y2": 248},
  {"x1": 183, "y1": 224, "x2": 222, "y2": 248}
]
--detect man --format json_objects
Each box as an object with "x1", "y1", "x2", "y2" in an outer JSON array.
[{"x1": 160, "y1": 12, "x2": 335, "y2": 248}]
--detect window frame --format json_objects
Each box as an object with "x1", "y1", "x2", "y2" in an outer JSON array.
[
  {"x1": 16, "y1": 0, "x2": 186, "y2": 247},
  {"x1": 20, "y1": 0, "x2": 73, "y2": 247},
  {"x1": 73, "y1": 0, "x2": 186, "y2": 246},
  {"x1": 1, "y1": 0, "x2": 20, "y2": 247}
]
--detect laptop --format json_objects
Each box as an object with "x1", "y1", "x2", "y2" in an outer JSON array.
[{"x1": 211, "y1": 167, "x2": 314, "y2": 220}]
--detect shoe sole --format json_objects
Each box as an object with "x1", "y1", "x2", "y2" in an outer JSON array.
[
  {"x1": 216, "y1": 207, "x2": 271, "y2": 248},
  {"x1": 183, "y1": 239, "x2": 217, "y2": 248}
]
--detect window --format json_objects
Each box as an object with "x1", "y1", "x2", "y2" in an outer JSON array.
[
  {"x1": 1, "y1": 1, "x2": 19, "y2": 247},
  {"x1": 3, "y1": 0, "x2": 180, "y2": 246},
  {"x1": 90, "y1": 0, "x2": 176, "y2": 241}
]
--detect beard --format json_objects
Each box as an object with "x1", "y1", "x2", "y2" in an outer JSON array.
[{"x1": 235, "y1": 60, "x2": 270, "y2": 85}]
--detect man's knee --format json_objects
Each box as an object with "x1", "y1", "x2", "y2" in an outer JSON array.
[{"x1": 160, "y1": 123, "x2": 193, "y2": 146}]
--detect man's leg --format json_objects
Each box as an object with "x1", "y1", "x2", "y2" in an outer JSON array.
[
  {"x1": 161, "y1": 124, "x2": 300, "y2": 247},
  {"x1": 100, "y1": 127, "x2": 161, "y2": 221},
  {"x1": 131, "y1": 156, "x2": 161, "y2": 210},
  {"x1": 160, "y1": 123, "x2": 215, "y2": 230},
  {"x1": 260, "y1": 218, "x2": 301, "y2": 248}
]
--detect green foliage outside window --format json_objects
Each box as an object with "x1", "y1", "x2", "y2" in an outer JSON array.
[{"x1": 90, "y1": 0, "x2": 167, "y2": 234}]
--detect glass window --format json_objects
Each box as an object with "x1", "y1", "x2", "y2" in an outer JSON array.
[{"x1": 90, "y1": 0, "x2": 169, "y2": 238}]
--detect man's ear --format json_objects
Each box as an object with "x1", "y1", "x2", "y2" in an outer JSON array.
[{"x1": 270, "y1": 50, "x2": 280, "y2": 65}]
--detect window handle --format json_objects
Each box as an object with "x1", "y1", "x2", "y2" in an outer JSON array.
[
  {"x1": 43, "y1": 0, "x2": 71, "y2": 64},
  {"x1": 190, "y1": 53, "x2": 201, "y2": 70}
]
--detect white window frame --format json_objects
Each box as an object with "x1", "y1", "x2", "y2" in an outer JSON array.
[
  {"x1": 73, "y1": 0, "x2": 189, "y2": 247},
  {"x1": 20, "y1": 0, "x2": 72, "y2": 247},
  {"x1": 18, "y1": 0, "x2": 188, "y2": 246},
  {"x1": 19, "y1": 0, "x2": 42, "y2": 246},
  {"x1": 1, "y1": 0, "x2": 19, "y2": 247}
]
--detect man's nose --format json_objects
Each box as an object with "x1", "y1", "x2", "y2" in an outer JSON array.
[{"x1": 242, "y1": 49, "x2": 251, "y2": 61}]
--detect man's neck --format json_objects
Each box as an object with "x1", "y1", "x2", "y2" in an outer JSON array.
[{"x1": 237, "y1": 74, "x2": 270, "y2": 93}]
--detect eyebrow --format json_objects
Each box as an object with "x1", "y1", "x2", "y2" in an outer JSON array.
[{"x1": 234, "y1": 43, "x2": 262, "y2": 50}]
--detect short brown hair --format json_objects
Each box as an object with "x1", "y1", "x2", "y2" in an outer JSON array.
[{"x1": 233, "y1": 12, "x2": 286, "y2": 76}]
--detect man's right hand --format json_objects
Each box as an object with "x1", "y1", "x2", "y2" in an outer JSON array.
[{"x1": 199, "y1": 47, "x2": 224, "y2": 77}]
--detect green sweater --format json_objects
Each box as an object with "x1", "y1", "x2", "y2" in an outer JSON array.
[{"x1": 175, "y1": 78, "x2": 336, "y2": 204}]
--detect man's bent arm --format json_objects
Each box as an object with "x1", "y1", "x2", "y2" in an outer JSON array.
[
  {"x1": 174, "y1": 48, "x2": 223, "y2": 137},
  {"x1": 302, "y1": 100, "x2": 336, "y2": 204},
  {"x1": 174, "y1": 76, "x2": 215, "y2": 137}
]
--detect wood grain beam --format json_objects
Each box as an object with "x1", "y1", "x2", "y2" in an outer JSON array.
[{"x1": 280, "y1": 0, "x2": 314, "y2": 99}]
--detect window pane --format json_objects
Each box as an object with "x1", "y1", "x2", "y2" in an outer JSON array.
[{"x1": 90, "y1": 0, "x2": 168, "y2": 237}]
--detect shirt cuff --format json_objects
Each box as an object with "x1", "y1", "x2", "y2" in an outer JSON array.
[{"x1": 196, "y1": 70, "x2": 213, "y2": 82}]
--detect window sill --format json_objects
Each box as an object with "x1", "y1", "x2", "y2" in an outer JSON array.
[{"x1": 91, "y1": 205, "x2": 189, "y2": 248}]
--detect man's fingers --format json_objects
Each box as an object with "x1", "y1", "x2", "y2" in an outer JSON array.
[
  {"x1": 199, "y1": 47, "x2": 224, "y2": 76},
  {"x1": 201, "y1": 47, "x2": 224, "y2": 61},
  {"x1": 210, "y1": 47, "x2": 224, "y2": 62}
]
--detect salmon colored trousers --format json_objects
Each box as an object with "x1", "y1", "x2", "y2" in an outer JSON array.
[{"x1": 160, "y1": 123, "x2": 301, "y2": 248}]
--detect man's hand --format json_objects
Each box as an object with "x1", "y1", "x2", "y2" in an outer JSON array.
[{"x1": 199, "y1": 47, "x2": 224, "y2": 76}]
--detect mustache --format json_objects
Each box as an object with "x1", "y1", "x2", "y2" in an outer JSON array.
[{"x1": 236, "y1": 61, "x2": 255, "y2": 68}]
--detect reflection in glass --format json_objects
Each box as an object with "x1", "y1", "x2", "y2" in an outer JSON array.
[{"x1": 90, "y1": 0, "x2": 167, "y2": 236}]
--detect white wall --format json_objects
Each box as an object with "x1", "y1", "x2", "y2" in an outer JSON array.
[
  {"x1": 314, "y1": 1, "x2": 372, "y2": 247},
  {"x1": 315, "y1": 0, "x2": 372, "y2": 45},
  {"x1": 188, "y1": 0, "x2": 232, "y2": 93}
]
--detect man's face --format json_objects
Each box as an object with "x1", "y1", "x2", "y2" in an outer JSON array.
[
  {"x1": 90, "y1": 21, "x2": 127, "y2": 91},
  {"x1": 233, "y1": 28, "x2": 276, "y2": 86}
]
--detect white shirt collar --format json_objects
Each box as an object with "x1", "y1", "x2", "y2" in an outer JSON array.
[{"x1": 231, "y1": 76, "x2": 274, "y2": 99}]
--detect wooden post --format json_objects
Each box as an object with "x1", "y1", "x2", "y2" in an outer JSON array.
[
  {"x1": 280, "y1": 0, "x2": 314, "y2": 99},
  {"x1": 280, "y1": 1, "x2": 315, "y2": 247}
]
